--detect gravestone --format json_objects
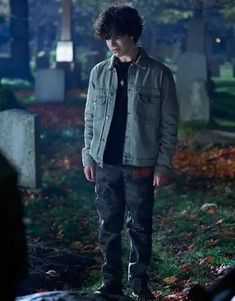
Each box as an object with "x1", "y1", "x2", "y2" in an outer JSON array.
[
  {"x1": 0, "y1": 109, "x2": 41, "y2": 188},
  {"x1": 219, "y1": 61, "x2": 234, "y2": 78},
  {"x1": 176, "y1": 52, "x2": 209, "y2": 123},
  {"x1": 189, "y1": 79, "x2": 210, "y2": 122},
  {"x1": 35, "y1": 69, "x2": 65, "y2": 102}
]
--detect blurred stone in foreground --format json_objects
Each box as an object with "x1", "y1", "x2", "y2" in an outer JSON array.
[{"x1": 0, "y1": 152, "x2": 28, "y2": 301}]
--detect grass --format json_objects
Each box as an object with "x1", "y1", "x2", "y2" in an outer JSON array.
[
  {"x1": 24, "y1": 183, "x2": 97, "y2": 247},
  {"x1": 178, "y1": 121, "x2": 209, "y2": 138},
  {"x1": 149, "y1": 186, "x2": 235, "y2": 288},
  {"x1": 23, "y1": 168, "x2": 235, "y2": 295}
]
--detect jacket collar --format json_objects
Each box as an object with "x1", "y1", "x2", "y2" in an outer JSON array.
[{"x1": 108, "y1": 47, "x2": 149, "y2": 70}]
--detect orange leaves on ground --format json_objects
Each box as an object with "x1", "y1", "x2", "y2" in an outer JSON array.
[
  {"x1": 173, "y1": 146, "x2": 235, "y2": 178},
  {"x1": 43, "y1": 154, "x2": 82, "y2": 171},
  {"x1": 27, "y1": 104, "x2": 84, "y2": 128}
]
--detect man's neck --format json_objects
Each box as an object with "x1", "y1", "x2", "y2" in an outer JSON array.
[{"x1": 118, "y1": 45, "x2": 139, "y2": 63}]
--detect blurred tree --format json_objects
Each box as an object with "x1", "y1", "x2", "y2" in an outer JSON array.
[
  {"x1": 1, "y1": 0, "x2": 232, "y2": 80},
  {"x1": 0, "y1": 0, "x2": 32, "y2": 80},
  {"x1": 220, "y1": 4, "x2": 235, "y2": 23},
  {"x1": 10, "y1": 0, "x2": 32, "y2": 79}
]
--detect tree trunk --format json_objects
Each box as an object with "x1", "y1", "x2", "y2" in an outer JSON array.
[{"x1": 9, "y1": 0, "x2": 32, "y2": 80}]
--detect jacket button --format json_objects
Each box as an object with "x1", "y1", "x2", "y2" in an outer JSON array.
[{"x1": 106, "y1": 115, "x2": 109, "y2": 119}]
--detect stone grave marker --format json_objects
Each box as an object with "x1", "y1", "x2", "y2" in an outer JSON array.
[
  {"x1": 176, "y1": 51, "x2": 210, "y2": 123},
  {"x1": 189, "y1": 79, "x2": 210, "y2": 122},
  {"x1": 0, "y1": 109, "x2": 41, "y2": 188},
  {"x1": 35, "y1": 69, "x2": 65, "y2": 102},
  {"x1": 219, "y1": 61, "x2": 234, "y2": 78}
]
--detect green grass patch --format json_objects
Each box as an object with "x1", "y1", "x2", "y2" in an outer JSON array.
[
  {"x1": 151, "y1": 185, "x2": 235, "y2": 287},
  {"x1": 24, "y1": 182, "x2": 97, "y2": 247},
  {"x1": 178, "y1": 121, "x2": 209, "y2": 138}
]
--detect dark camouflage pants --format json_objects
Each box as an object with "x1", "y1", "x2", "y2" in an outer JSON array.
[{"x1": 95, "y1": 164, "x2": 154, "y2": 290}]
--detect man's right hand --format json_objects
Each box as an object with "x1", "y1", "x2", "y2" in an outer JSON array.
[{"x1": 84, "y1": 165, "x2": 96, "y2": 182}]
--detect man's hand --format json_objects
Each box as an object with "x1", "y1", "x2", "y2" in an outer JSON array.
[
  {"x1": 153, "y1": 173, "x2": 171, "y2": 188},
  {"x1": 84, "y1": 165, "x2": 96, "y2": 182}
]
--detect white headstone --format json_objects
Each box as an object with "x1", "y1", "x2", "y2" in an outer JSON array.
[
  {"x1": 190, "y1": 80, "x2": 210, "y2": 122},
  {"x1": 0, "y1": 109, "x2": 41, "y2": 188},
  {"x1": 219, "y1": 61, "x2": 234, "y2": 78},
  {"x1": 35, "y1": 69, "x2": 65, "y2": 102},
  {"x1": 176, "y1": 52, "x2": 210, "y2": 123}
]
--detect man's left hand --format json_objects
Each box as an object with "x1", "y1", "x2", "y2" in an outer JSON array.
[{"x1": 153, "y1": 174, "x2": 171, "y2": 188}]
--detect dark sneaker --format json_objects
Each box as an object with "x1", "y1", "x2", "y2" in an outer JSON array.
[
  {"x1": 94, "y1": 283, "x2": 124, "y2": 296},
  {"x1": 132, "y1": 287, "x2": 156, "y2": 301}
]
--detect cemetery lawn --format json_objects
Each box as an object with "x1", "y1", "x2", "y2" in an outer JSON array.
[
  {"x1": 18, "y1": 77, "x2": 234, "y2": 299},
  {"x1": 211, "y1": 77, "x2": 235, "y2": 129}
]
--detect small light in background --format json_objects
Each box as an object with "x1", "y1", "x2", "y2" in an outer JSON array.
[{"x1": 215, "y1": 37, "x2": 221, "y2": 44}]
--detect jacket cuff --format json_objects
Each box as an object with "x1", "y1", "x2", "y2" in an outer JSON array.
[
  {"x1": 154, "y1": 164, "x2": 172, "y2": 176},
  {"x1": 82, "y1": 148, "x2": 95, "y2": 167}
]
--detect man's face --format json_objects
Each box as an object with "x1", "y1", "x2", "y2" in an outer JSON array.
[{"x1": 106, "y1": 35, "x2": 135, "y2": 58}]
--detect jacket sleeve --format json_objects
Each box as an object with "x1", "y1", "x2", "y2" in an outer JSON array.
[
  {"x1": 155, "y1": 67, "x2": 178, "y2": 175},
  {"x1": 82, "y1": 68, "x2": 96, "y2": 167}
]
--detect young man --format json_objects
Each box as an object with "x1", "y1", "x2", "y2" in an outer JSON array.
[{"x1": 82, "y1": 4, "x2": 178, "y2": 301}]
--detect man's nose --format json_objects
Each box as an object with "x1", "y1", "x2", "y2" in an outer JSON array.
[{"x1": 110, "y1": 39, "x2": 117, "y2": 46}]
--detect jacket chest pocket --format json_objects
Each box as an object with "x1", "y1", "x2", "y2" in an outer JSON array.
[
  {"x1": 94, "y1": 96, "x2": 107, "y2": 121},
  {"x1": 136, "y1": 94, "x2": 161, "y2": 122}
]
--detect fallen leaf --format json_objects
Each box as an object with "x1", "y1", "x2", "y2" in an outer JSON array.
[
  {"x1": 220, "y1": 230, "x2": 235, "y2": 238},
  {"x1": 162, "y1": 292, "x2": 185, "y2": 301},
  {"x1": 201, "y1": 203, "x2": 217, "y2": 211},
  {"x1": 186, "y1": 232, "x2": 193, "y2": 237},
  {"x1": 207, "y1": 239, "x2": 219, "y2": 246},
  {"x1": 152, "y1": 291, "x2": 162, "y2": 298},
  {"x1": 163, "y1": 275, "x2": 178, "y2": 285},
  {"x1": 199, "y1": 256, "x2": 213, "y2": 265},
  {"x1": 180, "y1": 263, "x2": 192, "y2": 272}
]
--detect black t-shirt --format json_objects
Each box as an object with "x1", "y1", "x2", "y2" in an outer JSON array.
[{"x1": 103, "y1": 60, "x2": 131, "y2": 165}]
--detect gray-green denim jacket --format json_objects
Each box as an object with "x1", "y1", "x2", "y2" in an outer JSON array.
[{"x1": 82, "y1": 47, "x2": 178, "y2": 174}]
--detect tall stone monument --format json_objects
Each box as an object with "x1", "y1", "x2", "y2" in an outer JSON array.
[
  {"x1": 177, "y1": 52, "x2": 209, "y2": 122},
  {"x1": 186, "y1": 9, "x2": 206, "y2": 54},
  {"x1": 56, "y1": 0, "x2": 74, "y2": 64},
  {"x1": 176, "y1": 8, "x2": 210, "y2": 123},
  {"x1": 35, "y1": 0, "x2": 77, "y2": 102},
  {"x1": 56, "y1": 0, "x2": 78, "y2": 89}
]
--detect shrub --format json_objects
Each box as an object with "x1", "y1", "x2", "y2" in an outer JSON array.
[{"x1": 0, "y1": 87, "x2": 25, "y2": 111}]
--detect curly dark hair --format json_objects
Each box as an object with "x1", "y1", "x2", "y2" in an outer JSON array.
[{"x1": 94, "y1": 3, "x2": 144, "y2": 43}]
